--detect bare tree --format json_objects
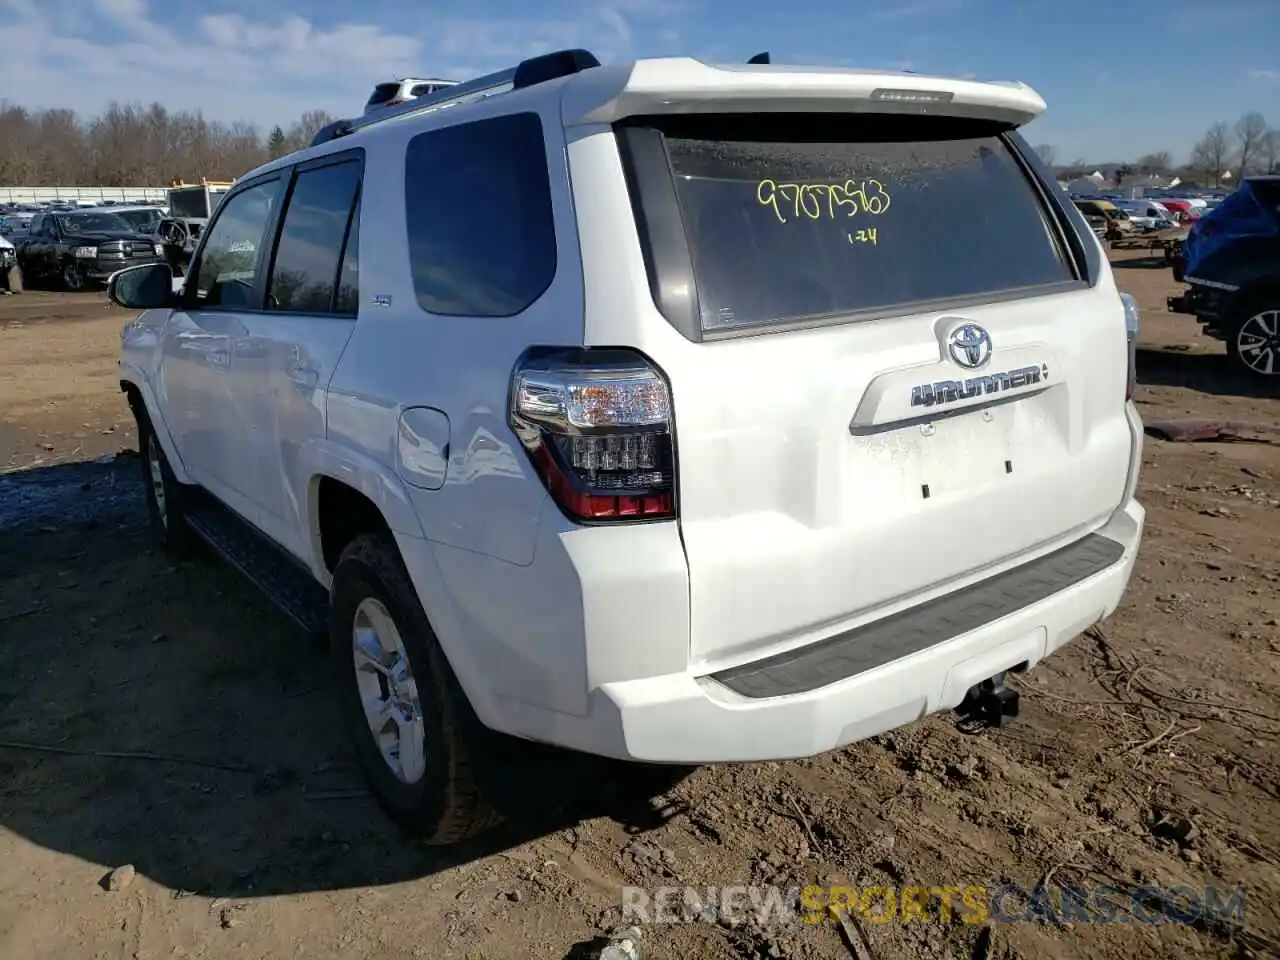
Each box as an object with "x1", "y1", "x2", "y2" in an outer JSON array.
[
  {"x1": 0, "y1": 101, "x2": 340, "y2": 186},
  {"x1": 1190, "y1": 122, "x2": 1232, "y2": 187},
  {"x1": 285, "y1": 110, "x2": 338, "y2": 153},
  {"x1": 1135, "y1": 151, "x2": 1172, "y2": 175},
  {"x1": 1033, "y1": 143, "x2": 1058, "y2": 168},
  {"x1": 1261, "y1": 129, "x2": 1280, "y2": 175},
  {"x1": 1234, "y1": 111, "x2": 1268, "y2": 175}
]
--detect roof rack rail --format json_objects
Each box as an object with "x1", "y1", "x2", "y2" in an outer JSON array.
[{"x1": 311, "y1": 48, "x2": 601, "y2": 147}]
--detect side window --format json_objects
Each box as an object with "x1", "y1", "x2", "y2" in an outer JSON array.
[
  {"x1": 335, "y1": 192, "x2": 360, "y2": 316},
  {"x1": 28, "y1": 215, "x2": 42, "y2": 235},
  {"x1": 192, "y1": 178, "x2": 284, "y2": 309},
  {"x1": 403, "y1": 112, "x2": 556, "y2": 317},
  {"x1": 266, "y1": 159, "x2": 362, "y2": 314}
]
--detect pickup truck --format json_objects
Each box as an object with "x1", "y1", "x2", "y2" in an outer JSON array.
[{"x1": 18, "y1": 209, "x2": 165, "y2": 290}]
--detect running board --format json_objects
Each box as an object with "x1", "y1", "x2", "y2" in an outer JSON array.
[{"x1": 184, "y1": 499, "x2": 330, "y2": 640}]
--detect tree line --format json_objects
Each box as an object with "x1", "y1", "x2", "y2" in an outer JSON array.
[
  {"x1": 1033, "y1": 111, "x2": 1280, "y2": 188},
  {"x1": 4, "y1": 99, "x2": 1277, "y2": 191},
  {"x1": 0, "y1": 102, "x2": 337, "y2": 187}
]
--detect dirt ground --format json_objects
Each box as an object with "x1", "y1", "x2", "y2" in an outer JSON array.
[{"x1": 0, "y1": 256, "x2": 1277, "y2": 960}]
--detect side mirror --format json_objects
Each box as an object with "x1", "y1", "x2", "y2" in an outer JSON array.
[{"x1": 108, "y1": 262, "x2": 176, "y2": 310}]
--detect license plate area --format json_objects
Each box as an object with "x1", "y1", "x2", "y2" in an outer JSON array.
[{"x1": 917, "y1": 404, "x2": 1015, "y2": 500}]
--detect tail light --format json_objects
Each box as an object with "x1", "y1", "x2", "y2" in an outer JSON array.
[
  {"x1": 510, "y1": 349, "x2": 676, "y2": 522},
  {"x1": 1120, "y1": 293, "x2": 1140, "y2": 401}
]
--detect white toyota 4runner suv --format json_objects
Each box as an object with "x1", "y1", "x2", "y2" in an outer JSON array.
[{"x1": 112, "y1": 50, "x2": 1145, "y2": 844}]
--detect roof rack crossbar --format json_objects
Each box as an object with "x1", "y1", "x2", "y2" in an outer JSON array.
[{"x1": 311, "y1": 48, "x2": 600, "y2": 147}]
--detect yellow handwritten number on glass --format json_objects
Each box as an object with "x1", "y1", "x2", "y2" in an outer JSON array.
[
  {"x1": 757, "y1": 179, "x2": 892, "y2": 221},
  {"x1": 758, "y1": 179, "x2": 787, "y2": 224}
]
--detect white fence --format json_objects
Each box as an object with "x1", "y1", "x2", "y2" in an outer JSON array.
[{"x1": 2, "y1": 186, "x2": 169, "y2": 204}]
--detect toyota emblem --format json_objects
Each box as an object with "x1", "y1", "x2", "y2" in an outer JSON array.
[{"x1": 947, "y1": 323, "x2": 993, "y2": 370}]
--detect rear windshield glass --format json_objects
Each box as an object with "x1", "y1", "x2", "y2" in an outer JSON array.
[
  {"x1": 367, "y1": 83, "x2": 402, "y2": 106},
  {"x1": 654, "y1": 116, "x2": 1074, "y2": 332}
]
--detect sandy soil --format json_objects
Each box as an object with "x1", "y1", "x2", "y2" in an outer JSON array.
[{"x1": 0, "y1": 256, "x2": 1277, "y2": 960}]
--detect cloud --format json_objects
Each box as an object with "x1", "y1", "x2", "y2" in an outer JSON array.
[
  {"x1": 92, "y1": 0, "x2": 151, "y2": 35},
  {"x1": 1250, "y1": 69, "x2": 1280, "y2": 82},
  {"x1": 0, "y1": 0, "x2": 672, "y2": 127}
]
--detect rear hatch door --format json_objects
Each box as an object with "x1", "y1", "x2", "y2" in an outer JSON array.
[{"x1": 595, "y1": 92, "x2": 1132, "y2": 670}]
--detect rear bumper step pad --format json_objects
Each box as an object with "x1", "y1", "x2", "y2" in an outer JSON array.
[{"x1": 709, "y1": 533, "x2": 1125, "y2": 699}]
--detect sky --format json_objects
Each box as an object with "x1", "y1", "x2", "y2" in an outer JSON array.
[{"x1": 1, "y1": 0, "x2": 1278, "y2": 164}]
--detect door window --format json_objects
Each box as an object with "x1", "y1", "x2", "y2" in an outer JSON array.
[
  {"x1": 191, "y1": 178, "x2": 284, "y2": 309},
  {"x1": 266, "y1": 159, "x2": 362, "y2": 314}
]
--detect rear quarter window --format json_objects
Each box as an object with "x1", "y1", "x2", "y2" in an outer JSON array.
[
  {"x1": 624, "y1": 114, "x2": 1077, "y2": 334},
  {"x1": 403, "y1": 112, "x2": 556, "y2": 317}
]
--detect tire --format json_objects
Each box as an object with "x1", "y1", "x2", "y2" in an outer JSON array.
[
  {"x1": 62, "y1": 259, "x2": 86, "y2": 292},
  {"x1": 132, "y1": 403, "x2": 192, "y2": 554},
  {"x1": 330, "y1": 533, "x2": 501, "y2": 845},
  {"x1": 1224, "y1": 296, "x2": 1280, "y2": 379}
]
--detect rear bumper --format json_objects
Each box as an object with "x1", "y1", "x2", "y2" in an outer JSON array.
[
  {"x1": 416, "y1": 494, "x2": 1144, "y2": 765},
  {"x1": 406, "y1": 413, "x2": 1147, "y2": 766},
  {"x1": 577, "y1": 499, "x2": 1142, "y2": 762},
  {"x1": 1167, "y1": 280, "x2": 1231, "y2": 322}
]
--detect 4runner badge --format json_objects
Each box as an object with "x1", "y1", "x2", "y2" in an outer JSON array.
[{"x1": 910, "y1": 363, "x2": 1049, "y2": 409}]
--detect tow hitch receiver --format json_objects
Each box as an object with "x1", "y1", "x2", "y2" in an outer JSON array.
[{"x1": 957, "y1": 672, "x2": 1020, "y2": 729}]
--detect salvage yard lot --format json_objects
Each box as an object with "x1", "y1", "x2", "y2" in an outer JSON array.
[{"x1": 0, "y1": 254, "x2": 1277, "y2": 960}]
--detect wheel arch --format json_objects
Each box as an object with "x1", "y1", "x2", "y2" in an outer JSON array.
[
  {"x1": 119, "y1": 368, "x2": 193, "y2": 484},
  {"x1": 300, "y1": 441, "x2": 426, "y2": 573},
  {"x1": 306, "y1": 466, "x2": 506, "y2": 730},
  {"x1": 1229, "y1": 280, "x2": 1280, "y2": 315}
]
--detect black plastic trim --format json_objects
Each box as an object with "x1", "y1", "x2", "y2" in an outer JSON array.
[
  {"x1": 513, "y1": 49, "x2": 600, "y2": 89},
  {"x1": 1005, "y1": 130, "x2": 1100, "y2": 286},
  {"x1": 710, "y1": 533, "x2": 1126, "y2": 699},
  {"x1": 614, "y1": 125, "x2": 704, "y2": 342}
]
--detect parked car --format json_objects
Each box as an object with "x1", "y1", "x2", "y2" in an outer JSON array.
[
  {"x1": 1074, "y1": 199, "x2": 1136, "y2": 243},
  {"x1": 16, "y1": 209, "x2": 166, "y2": 290},
  {"x1": 0, "y1": 213, "x2": 34, "y2": 240},
  {"x1": 0, "y1": 233, "x2": 21, "y2": 293},
  {"x1": 1113, "y1": 199, "x2": 1175, "y2": 231},
  {"x1": 363, "y1": 76, "x2": 458, "y2": 114},
  {"x1": 1167, "y1": 176, "x2": 1280, "y2": 378},
  {"x1": 1158, "y1": 199, "x2": 1199, "y2": 224},
  {"x1": 1080, "y1": 211, "x2": 1110, "y2": 243},
  {"x1": 109, "y1": 50, "x2": 1145, "y2": 844}
]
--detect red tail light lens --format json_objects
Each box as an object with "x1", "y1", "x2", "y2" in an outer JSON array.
[{"x1": 510, "y1": 349, "x2": 676, "y2": 522}]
